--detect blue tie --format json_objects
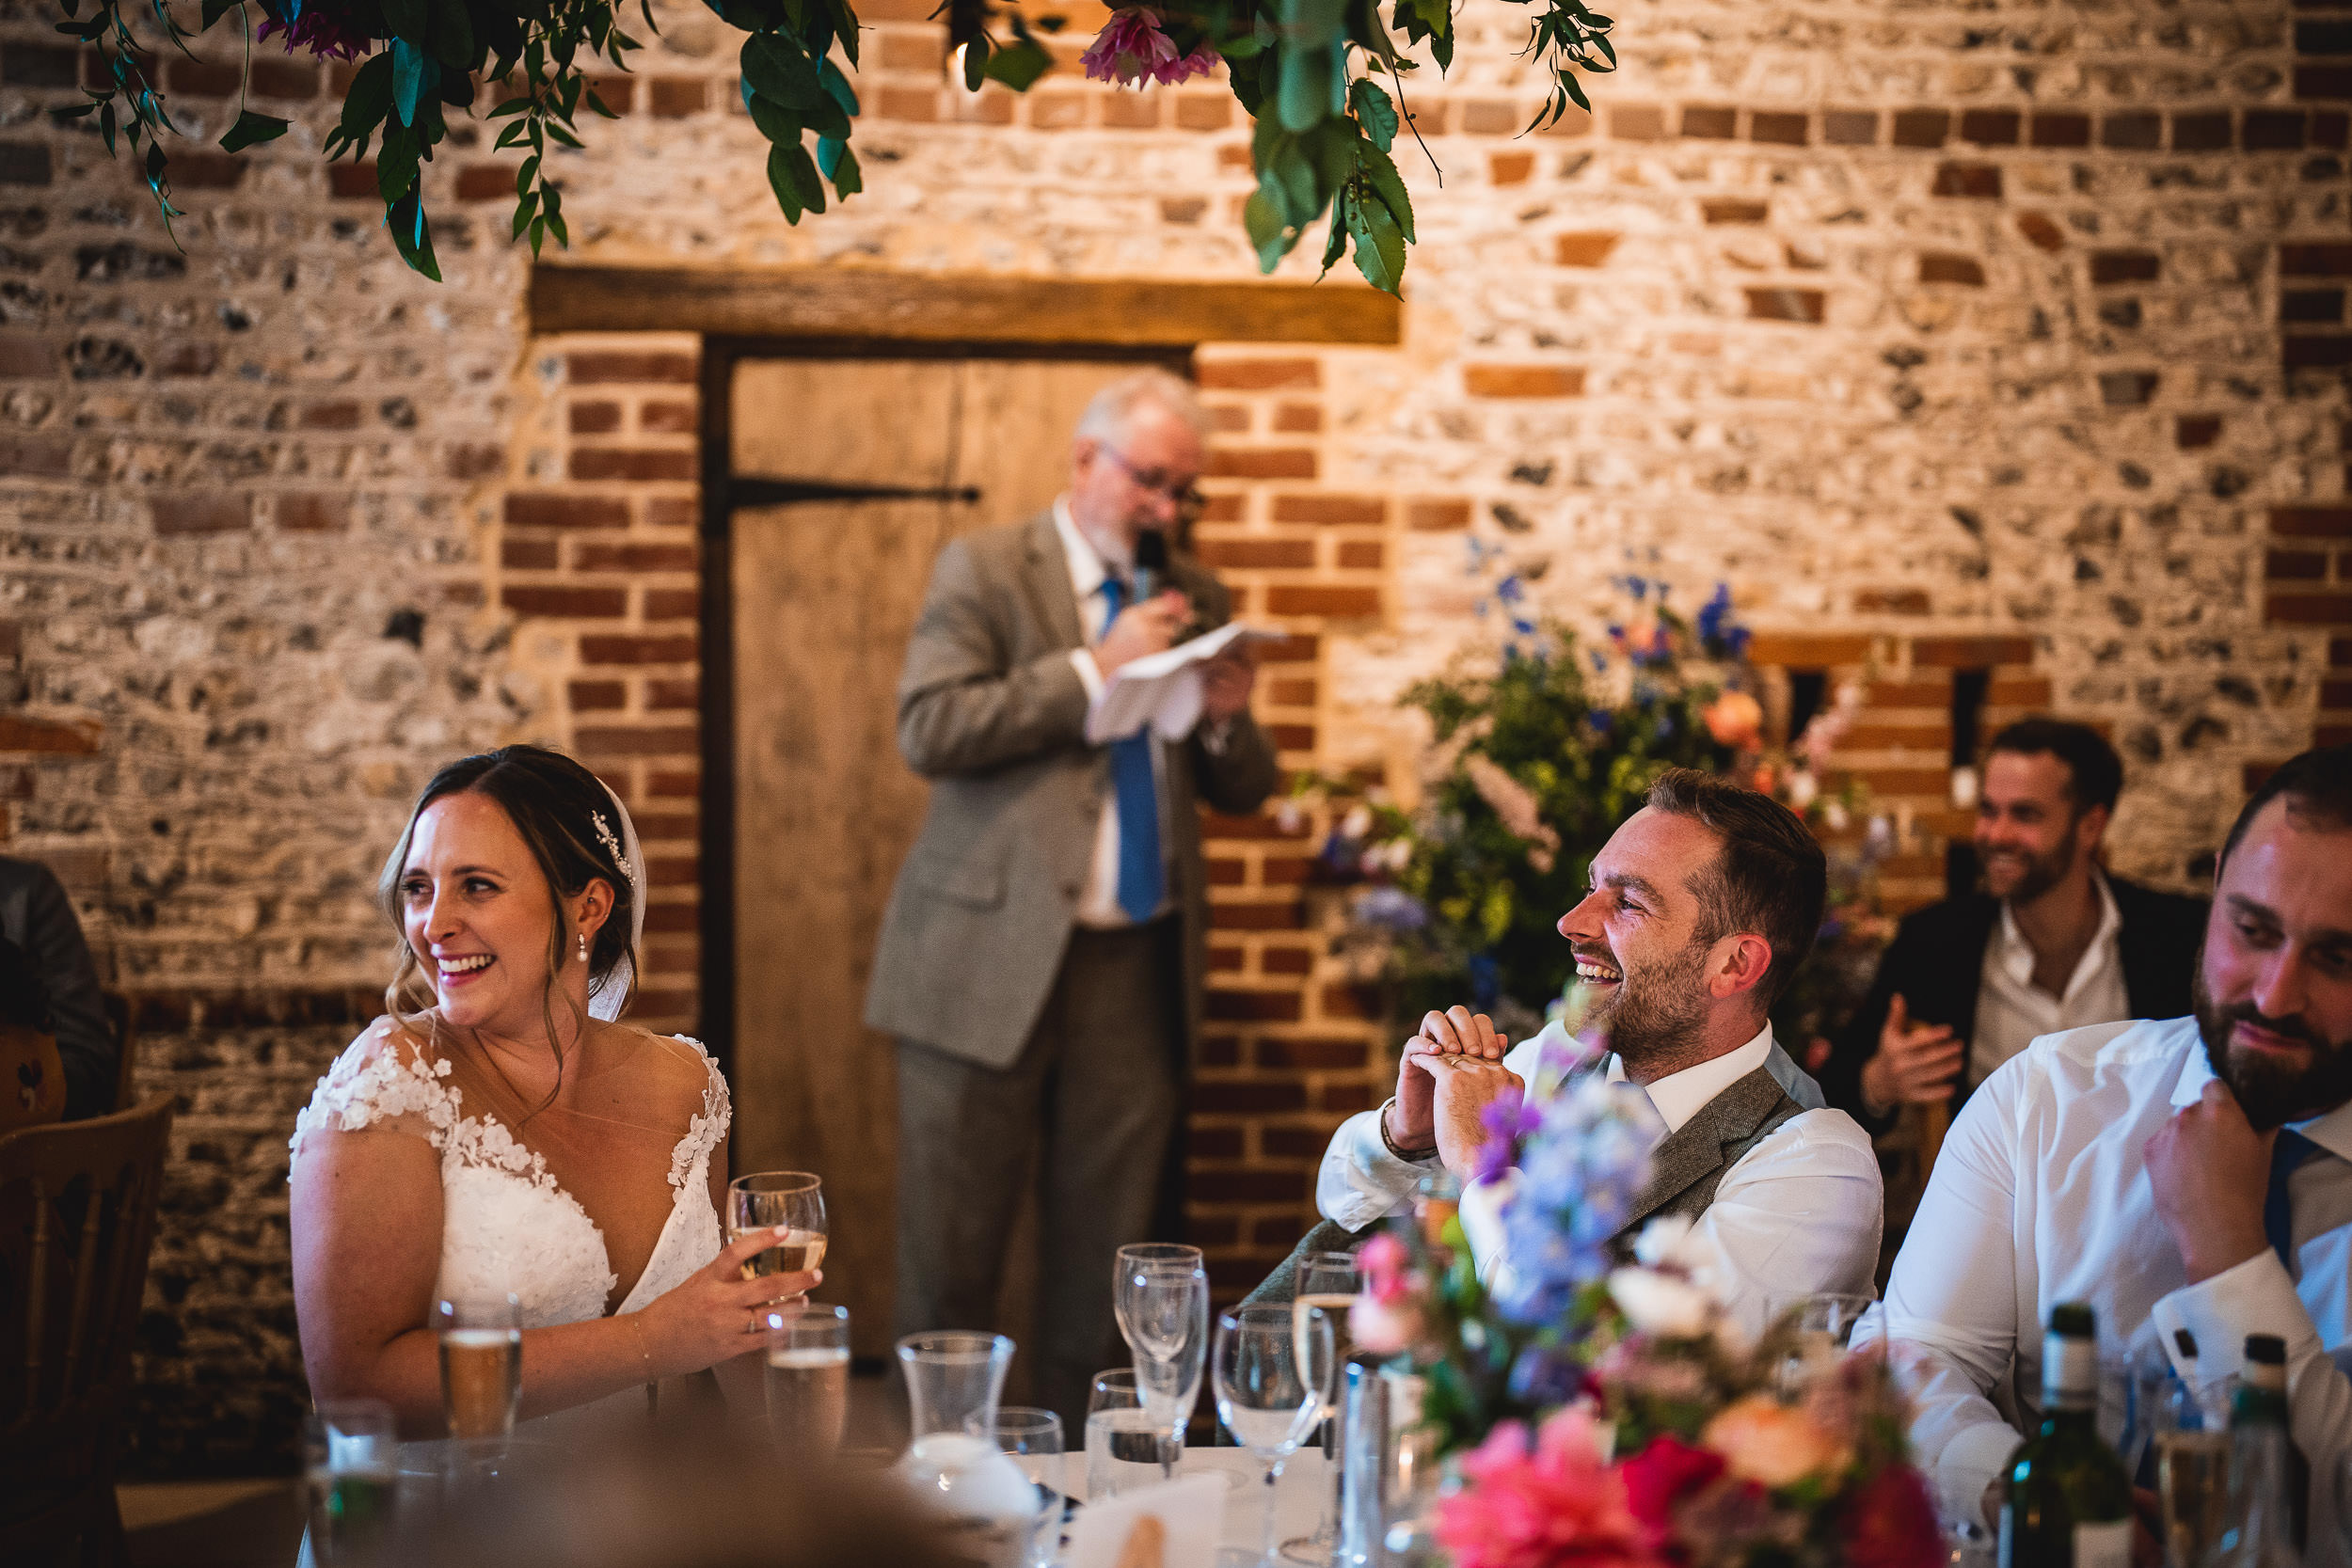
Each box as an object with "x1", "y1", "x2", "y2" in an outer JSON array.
[
  {"x1": 2266, "y1": 1129, "x2": 2323, "y2": 1273},
  {"x1": 1098, "y1": 577, "x2": 1164, "y2": 923}
]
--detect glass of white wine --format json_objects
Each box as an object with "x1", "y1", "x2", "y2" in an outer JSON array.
[
  {"x1": 1283, "y1": 1252, "x2": 1360, "y2": 1564},
  {"x1": 435, "y1": 1291, "x2": 522, "y2": 1447},
  {"x1": 762, "y1": 1302, "x2": 851, "y2": 1457},
  {"x1": 727, "y1": 1171, "x2": 827, "y2": 1291}
]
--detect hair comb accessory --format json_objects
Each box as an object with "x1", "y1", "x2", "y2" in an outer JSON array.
[{"x1": 591, "y1": 810, "x2": 636, "y2": 887}]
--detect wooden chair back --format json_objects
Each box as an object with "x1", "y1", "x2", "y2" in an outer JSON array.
[
  {"x1": 0, "y1": 1095, "x2": 175, "y2": 1564},
  {"x1": 100, "y1": 993, "x2": 133, "y2": 1114}
]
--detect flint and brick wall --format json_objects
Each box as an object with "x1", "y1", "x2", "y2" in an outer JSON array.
[{"x1": 3, "y1": 0, "x2": 2346, "y2": 1471}]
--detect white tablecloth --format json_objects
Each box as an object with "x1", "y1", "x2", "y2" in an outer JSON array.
[{"x1": 1060, "y1": 1443, "x2": 1329, "y2": 1560}]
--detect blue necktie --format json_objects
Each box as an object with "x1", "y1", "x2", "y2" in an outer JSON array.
[
  {"x1": 1098, "y1": 577, "x2": 1164, "y2": 922},
  {"x1": 2266, "y1": 1128, "x2": 2323, "y2": 1273}
]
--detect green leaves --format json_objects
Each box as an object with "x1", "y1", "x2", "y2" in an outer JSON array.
[
  {"x1": 741, "y1": 31, "x2": 825, "y2": 111},
  {"x1": 391, "y1": 38, "x2": 438, "y2": 127},
  {"x1": 1344, "y1": 188, "x2": 1405, "y2": 293},
  {"x1": 218, "y1": 108, "x2": 288, "y2": 151},
  {"x1": 1349, "y1": 78, "x2": 1397, "y2": 150},
  {"x1": 980, "y1": 34, "x2": 1051, "y2": 88}
]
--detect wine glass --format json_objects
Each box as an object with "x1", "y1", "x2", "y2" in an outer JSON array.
[
  {"x1": 1216, "y1": 1303, "x2": 1336, "y2": 1568},
  {"x1": 1282, "y1": 1252, "x2": 1360, "y2": 1564},
  {"x1": 435, "y1": 1292, "x2": 522, "y2": 1447},
  {"x1": 726, "y1": 1171, "x2": 827, "y2": 1295},
  {"x1": 1113, "y1": 1243, "x2": 1208, "y2": 1481}
]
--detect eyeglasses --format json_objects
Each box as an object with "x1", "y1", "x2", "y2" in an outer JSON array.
[{"x1": 1098, "y1": 445, "x2": 1207, "y2": 522}]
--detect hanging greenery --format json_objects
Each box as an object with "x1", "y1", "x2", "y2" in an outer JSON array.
[{"x1": 52, "y1": 0, "x2": 1613, "y2": 293}]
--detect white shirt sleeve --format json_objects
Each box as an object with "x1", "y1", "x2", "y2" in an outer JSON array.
[
  {"x1": 1315, "y1": 1106, "x2": 1437, "y2": 1232},
  {"x1": 2153, "y1": 1248, "x2": 2352, "y2": 1547},
  {"x1": 1854, "y1": 1057, "x2": 2037, "y2": 1528},
  {"x1": 1070, "y1": 648, "x2": 1104, "y2": 703}
]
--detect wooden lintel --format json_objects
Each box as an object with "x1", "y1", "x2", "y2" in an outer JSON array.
[{"x1": 529, "y1": 265, "x2": 1403, "y2": 347}]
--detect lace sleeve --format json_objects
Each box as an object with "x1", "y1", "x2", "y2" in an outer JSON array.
[
  {"x1": 665, "y1": 1036, "x2": 732, "y2": 1195},
  {"x1": 288, "y1": 1018, "x2": 460, "y2": 1177}
]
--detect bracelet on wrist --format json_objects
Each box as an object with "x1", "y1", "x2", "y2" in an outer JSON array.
[{"x1": 1377, "y1": 1095, "x2": 1439, "y2": 1161}]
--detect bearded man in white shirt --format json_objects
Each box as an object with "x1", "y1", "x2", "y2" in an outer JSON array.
[
  {"x1": 1856, "y1": 742, "x2": 2352, "y2": 1552},
  {"x1": 1287, "y1": 768, "x2": 1883, "y2": 1332}
]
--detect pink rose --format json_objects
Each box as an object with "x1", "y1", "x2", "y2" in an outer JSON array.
[{"x1": 1432, "y1": 1410, "x2": 1661, "y2": 1568}]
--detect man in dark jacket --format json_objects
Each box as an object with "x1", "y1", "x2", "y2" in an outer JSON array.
[
  {"x1": 0, "y1": 854, "x2": 118, "y2": 1120},
  {"x1": 1818, "y1": 719, "x2": 2208, "y2": 1133}
]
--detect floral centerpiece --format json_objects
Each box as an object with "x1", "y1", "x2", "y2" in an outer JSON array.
[
  {"x1": 1291, "y1": 571, "x2": 1890, "y2": 1045},
  {"x1": 56, "y1": 0, "x2": 1613, "y2": 287},
  {"x1": 1350, "y1": 1032, "x2": 1944, "y2": 1568}
]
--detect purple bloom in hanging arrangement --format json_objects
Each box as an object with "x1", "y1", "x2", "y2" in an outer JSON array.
[
  {"x1": 1080, "y1": 9, "x2": 1218, "y2": 87},
  {"x1": 258, "y1": 0, "x2": 373, "y2": 60}
]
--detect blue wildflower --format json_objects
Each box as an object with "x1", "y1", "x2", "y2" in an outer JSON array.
[
  {"x1": 1496, "y1": 574, "x2": 1525, "y2": 604},
  {"x1": 1468, "y1": 954, "x2": 1501, "y2": 1011}
]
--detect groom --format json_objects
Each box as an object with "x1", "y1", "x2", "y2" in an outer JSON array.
[{"x1": 1257, "y1": 770, "x2": 1883, "y2": 1328}]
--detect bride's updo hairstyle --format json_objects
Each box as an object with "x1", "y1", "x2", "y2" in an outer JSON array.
[{"x1": 377, "y1": 745, "x2": 640, "y2": 1037}]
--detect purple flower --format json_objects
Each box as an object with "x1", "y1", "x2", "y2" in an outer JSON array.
[
  {"x1": 258, "y1": 0, "x2": 373, "y2": 60},
  {"x1": 1474, "y1": 1085, "x2": 1542, "y2": 1185},
  {"x1": 1080, "y1": 9, "x2": 1217, "y2": 87},
  {"x1": 1356, "y1": 885, "x2": 1429, "y2": 933}
]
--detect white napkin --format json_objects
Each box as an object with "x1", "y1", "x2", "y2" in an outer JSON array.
[{"x1": 1063, "y1": 1472, "x2": 1226, "y2": 1568}]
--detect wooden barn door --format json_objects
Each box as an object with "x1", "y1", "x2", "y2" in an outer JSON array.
[{"x1": 720, "y1": 352, "x2": 1179, "y2": 1361}]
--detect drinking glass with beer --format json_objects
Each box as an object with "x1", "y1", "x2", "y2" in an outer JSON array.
[
  {"x1": 727, "y1": 1171, "x2": 827, "y2": 1294},
  {"x1": 435, "y1": 1292, "x2": 523, "y2": 1446},
  {"x1": 762, "y1": 1302, "x2": 850, "y2": 1457}
]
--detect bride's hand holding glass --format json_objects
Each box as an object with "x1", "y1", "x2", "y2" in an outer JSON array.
[{"x1": 632, "y1": 1227, "x2": 820, "y2": 1376}]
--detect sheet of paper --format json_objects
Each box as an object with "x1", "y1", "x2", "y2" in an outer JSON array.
[
  {"x1": 1063, "y1": 1472, "x2": 1227, "y2": 1568},
  {"x1": 1084, "y1": 621, "x2": 1286, "y2": 744}
]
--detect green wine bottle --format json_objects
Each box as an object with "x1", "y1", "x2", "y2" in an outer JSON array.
[{"x1": 1998, "y1": 1303, "x2": 2136, "y2": 1568}]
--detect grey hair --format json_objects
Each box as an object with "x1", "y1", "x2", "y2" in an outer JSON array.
[{"x1": 1073, "y1": 369, "x2": 1210, "y2": 447}]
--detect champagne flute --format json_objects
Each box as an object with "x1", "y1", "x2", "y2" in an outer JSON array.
[
  {"x1": 727, "y1": 1171, "x2": 827, "y2": 1292},
  {"x1": 762, "y1": 1302, "x2": 850, "y2": 1457},
  {"x1": 1113, "y1": 1243, "x2": 1208, "y2": 1481},
  {"x1": 1216, "y1": 1303, "x2": 1336, "y2": 1568},
  {"x1": 1283, "y1": 1252, "x2": 1360, "y2": 1564},
  {"x1": 435, "y1": 1292, "x2": 522, "y2": 1446}
]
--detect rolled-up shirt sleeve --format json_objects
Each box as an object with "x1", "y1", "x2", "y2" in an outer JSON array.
[{"x1": 1855, "y1": 1057, "x2": 2033, "y2": 1527}]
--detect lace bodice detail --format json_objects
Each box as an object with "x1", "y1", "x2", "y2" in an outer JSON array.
[{"x1": 290, "y1": 1020, "x2": 731, "y2": 1329}]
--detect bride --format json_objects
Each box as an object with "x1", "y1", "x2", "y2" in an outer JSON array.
[{"x1": 289, "y1": 744, "x2": 814, "y2": 1434}]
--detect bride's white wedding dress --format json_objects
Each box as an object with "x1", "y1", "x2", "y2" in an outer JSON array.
[{"x1": 288, "y1": 1016, "x2": 731, "y2": 1438}]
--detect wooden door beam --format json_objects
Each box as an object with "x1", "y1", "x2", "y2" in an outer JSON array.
[{"x1": 531, "y1": 265, "x2": 1404, "y2": 346}]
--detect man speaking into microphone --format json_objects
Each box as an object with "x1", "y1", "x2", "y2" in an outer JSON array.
[{"x1": 866, "y1": 369, "x2": 1279, "y2": 1425}]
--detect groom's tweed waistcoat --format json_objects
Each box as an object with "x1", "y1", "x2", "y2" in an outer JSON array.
[{"x1": 1241, "y1": 1066, "x2": 1804, "y2": 1307}]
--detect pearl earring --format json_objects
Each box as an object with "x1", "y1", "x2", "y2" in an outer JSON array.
[{"x1": 577, "y1": 933, "x2": 589, "y2": 962}]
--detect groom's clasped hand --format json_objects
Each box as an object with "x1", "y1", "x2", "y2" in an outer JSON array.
[{"x1": 1394, "y1": 1005, "x2": 1523, "y2": 1178}]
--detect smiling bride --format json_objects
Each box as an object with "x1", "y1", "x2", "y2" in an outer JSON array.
[{"x1": 287, "y1": 744, "x2": 813, "y2": 1438}]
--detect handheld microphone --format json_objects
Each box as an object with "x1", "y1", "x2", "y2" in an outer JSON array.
[{"x1": 1132, "y1": 529, "x2": 1169, "y2": 602}]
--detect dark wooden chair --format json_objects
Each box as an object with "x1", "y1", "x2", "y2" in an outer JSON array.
[
  {"x1": 99, "y1": 994, "x2": 133, "y2": 1115},
  {"x1": 0, "y1": 1095, "x2": 175, "y2": 1568}
]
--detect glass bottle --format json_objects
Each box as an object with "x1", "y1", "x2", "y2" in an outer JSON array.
[
  {"x1": 2202, "y1": 1335, "x2": 2296, "y2": 1568},
  {"x1": 1999, "y1": 1303, "x2": 2136, "y2": 1568}
]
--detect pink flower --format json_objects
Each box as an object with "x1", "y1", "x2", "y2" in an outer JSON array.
[
  {"x1": 1357, "y1": 1231, "x2": 1409, "y2": 1297},
  {"x1": 1080, "y1": 8, "x2": 1219, "y2": 87},
  {"x1": 1432, "y1": 1409, "x2": 1661, "y2": 1568},
  {"x1": 1348, "y1": 1292, "x2": 1424, "y2": 1357}
]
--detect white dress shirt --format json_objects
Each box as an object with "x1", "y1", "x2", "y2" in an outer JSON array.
[
  {"x1": 1855, "y1": 1014, "x2": 2352, "y2": 1557},
  {"x1": 1968, "y1": 872, "x2": 2129, "y2": 1086},
  {"x1": 1317, "y1": 1019, "x2": 1883, "y2": 1337},
  {"x1": 1054, "y1": 500, "x2": 1173, "y2": 929}
]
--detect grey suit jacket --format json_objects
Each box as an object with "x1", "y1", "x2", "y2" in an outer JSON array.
[{"x1": 864, "y1": 511, "x2": 1281, "y2": 1069}]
